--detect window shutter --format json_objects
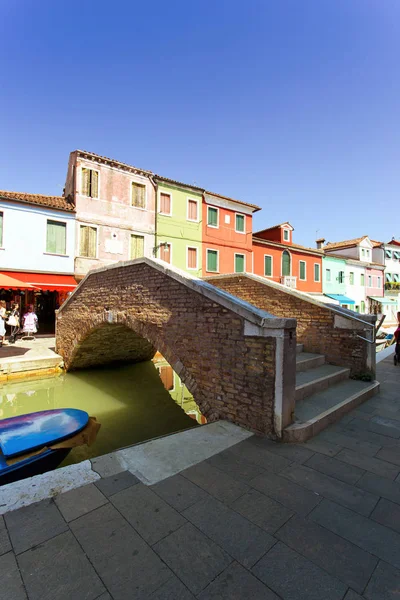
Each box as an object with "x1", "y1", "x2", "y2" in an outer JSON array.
[
  {"x1": 88, "y1": 226, "x2": 97, "y2": 257},
  {"x1": 314, "y1": 264, "x2": 320, "y2": 281},
  {"x1": 81, "y1": 169, "x2": 90, "y2": 196},
  {"x1": 188, "y1": 200, "x2": 197, "y2": 220},
  {"x1": 235, "y1": 254, "x2": 245, "y2": 273},
  {"x1": 160, "y1": 193, "x2": 170, "y2": 214},
  {"x1": 264, "y1": 256, "x2": 272, "y2": 276},
  {"x1": 282, "y1": 251, "x2": 290, "y2": 276},
  {"x1": 208, "y1": 208, "x2": 218, "y2": 226},
  {"x1": 300, "y1": 262, "x2": 306, "y2": 280},
  {"x1": 188, "y1": 248, "x2": 197, "y2": 269},
  {"x1": 47, "y1": 221, "x2": 66, "y2": 254},
  {"x1": 159, "y1": 366, "x2": 173, "y2": 391},
  {"x1": 236, "y1": 214, "x2": 245, "y2": 232},
  {"x1": 91, "y1": 170, "x2": 99, "y2": 198},
  {"x1": 130, "y1": 235, "x2": 144, "y2": 259},
  {"x1": 0, "y1": 212, "x2": 3, "y2": 246},
  {"x1": 207, "y1": 250, "x2": 218, "y2": 272}
]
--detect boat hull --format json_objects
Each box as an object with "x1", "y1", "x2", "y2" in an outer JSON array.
[{"x1": 0, "y1": 448, "x2": 71, "y2": 487}]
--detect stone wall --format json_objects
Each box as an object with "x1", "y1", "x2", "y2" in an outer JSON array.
[
  {"x1": 207, "y1": 274, "x2": 376, "y2": 378},
  {"x1": 56, "y1": 260, "x2": 296, "y2": 436}
]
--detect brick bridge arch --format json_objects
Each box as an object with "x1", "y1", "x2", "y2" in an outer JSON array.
[{"x1": 56, "y1": 259, "x2": 296, "y2": 436}]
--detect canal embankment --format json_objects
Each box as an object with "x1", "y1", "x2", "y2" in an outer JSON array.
[{"x1": 0, "y1": 336, "x2": 63, "y2": 381}]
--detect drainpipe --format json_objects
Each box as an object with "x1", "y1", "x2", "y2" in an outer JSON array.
[{"x1": 149, "y1": 175, "x2": 158, "y2": 257}]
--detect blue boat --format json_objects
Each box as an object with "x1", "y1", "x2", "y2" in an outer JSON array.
[{"x1": 0, "y1": 409, "x2": 91, "y2": 486}]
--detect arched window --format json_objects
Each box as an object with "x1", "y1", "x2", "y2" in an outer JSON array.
[{"x1": 282, "y1": 250, "x2": 291, "y2": 276}]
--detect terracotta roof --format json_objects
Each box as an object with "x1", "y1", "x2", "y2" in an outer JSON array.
[
  {"x1": 0, "y1": 190, "x2": 75, "y2": 212},
  {"x1": 253, "y1": 236, "x2": 323, "y2": 256},
  {"x1": 75, "y1": 149, "x2": 153, "y2": 175},
  {"x1": 386, "y1": 239, "x2": 400, "y2": 247},
  {"x1": 323, "y1": 236, "x2": 369, "y2": 251},
  {"x1": 205, "y1": 190, "x2": 261, "y2": 212},
  {"x1": 254, "y1": 222, "x2": 293, "y2": 235},
  {"x1": 370, "y1": 239, "x2": 383, "y2": 248}
]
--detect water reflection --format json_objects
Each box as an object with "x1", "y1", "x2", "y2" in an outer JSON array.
[{"x1": 0, "y1": 355, "x2": 204, "y2": 466}]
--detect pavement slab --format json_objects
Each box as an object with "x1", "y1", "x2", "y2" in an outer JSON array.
[
  {"x1": 4, "y1": 498, "x2": 68, "y2": 555},
  {"x1": 304, "y1": 451, "x2": 365, "y2": 485},
  {"x1": 206, "y1": 447, "x2": 267, "y2": 482},
  {"x1": 17, "y1": 531, "x2": 105, "y2": 600},
  {"x1": 153, "y1": 522, "x2": 232, "y2": 596},
  {"x1": 0, "y1": 515, "x2": 11, "y2": 556},
  {"x1": 183, "y1": 496, "x2": 276, "y2": 568},
  {"x1": 148, "y1": 576, "x2": 196, "y2": 599},
  {"x1": 94, "y1": 470, "x2": 140, "y2": 497},
  {"x1": 228, "y1": 438, "x2": 292, "y2": 472},
  {"x1": 70, "y1": 503, "x2": 172, "y2": 599},
  {"x1": 371, "y1": 497, "x2": 400, "y2": 534},
  {"x1": 0, "y1": 552, "x2": 27, "y2": 600},
  {"x1": 198, "y1": 562, "x2": 279, "y2": 600},
  {"x1": 252, "y1": 541, "x2": 347, "y2": 600},
  {"x1": 110, "y1": 483, "x2": 186, "y2": 546},
  {"x1": 181, "y1": 461, "x2": 249, "y2": 504},
  {"x1": 230, "y1": 488, "x2": 293, "y2": 534},
  {"x1": 151, "y1": 473, "x2": 209, "y2": 512},
  {"x1": 247, "y1": 436, "x2": 315, "y2": 464},
  {"x1": 335, "y1": 447, "x2": 400, "y2": 480},
  {"x1": 364, "y1": 560, "x2": 400, "y2": 600},
  {"x1": 54, "y1": 483, "x2": 108, "y2": 522},
  {"x1": 356, "y1": 472, "x2": 400, "y2": 504}
]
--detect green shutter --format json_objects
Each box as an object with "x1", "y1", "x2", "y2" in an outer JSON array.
[
  {"x1": 235, "y1": 214, "x2": 244, "y2": 232},
  {"x1": 282, "y1": 251, "x2": 290, "y2": 276},
  {"x1": 46, "y1": 221, "x2": 66, "y2": 254},
  {"x1": 314, "y1": 263, "x2": 320, "y2": 281},
  {"x1": 0, "y1": 212, "x2": 3, "y2": 247},
  {"x1": 326, "y1": 269, "x2": 331, "y2": 282},
  {"x1": 207, "y1": 250, "x2": 218, "y2": 272},
  {"x1": 208, "y1": 207, "x2": 218, "y2": 226},
  {"x1": 132, "y1": 183, "x2": 145, "y2": 208},
  {"x1": 361, "y1": 300, "x2": 365, "y2": 312},
  {"x1": 91, "y1": 170, "x2": 99, "y2": 198},
  {"x1": 82, "y1": 168, "x2": 90, "y2": 196},
  {"x1": 235, "y1": 254, "x2": 245, "y2": 273},
  {"x1": 300, "y1": 262, "x2": 306, "y2": 280},
  {"x1": 264, "y1": 256, "x2": 272, "y2": 276},
  {"x1": 130, "y1": 235, "x2": 144, "y2": 259}
]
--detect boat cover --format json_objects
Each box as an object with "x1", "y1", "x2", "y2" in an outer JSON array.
[{"x1": 0, "y1": 409, "x2": 89, "y2": 458}]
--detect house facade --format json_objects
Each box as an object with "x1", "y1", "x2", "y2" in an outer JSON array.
[
  {"x1": 202, "y1": 192, "x2": 259, "y2": 277},
  {"x1": 252, "y1": 223, "x2": 323, "y2": 293},
  {"x1": 321, "y1": 255, "x2": 346, "y2": 305},
  {"x1": 153, "y1": 177, "x2": 203, "y2": 276},
  {"x1": 381, "y1": 239, "x2": 400, "y2": 322},
  {"x1": 0, "y1": 190, "x2": 76, "y2": 330},
  {"x1": 64, "y1": 150, "x2": 156, "y2": 280}
]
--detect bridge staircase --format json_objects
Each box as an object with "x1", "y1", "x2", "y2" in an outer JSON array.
[{"x1": 283, "y1": 344, "x2": 380, "y2": 442}]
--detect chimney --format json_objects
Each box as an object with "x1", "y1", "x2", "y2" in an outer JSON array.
[{"x1": 316, "y1": 237, "x2": 325, "y2": 249}]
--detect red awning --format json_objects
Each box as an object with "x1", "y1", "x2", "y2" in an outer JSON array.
[
  {"x1": 0, "y1": 274, "x2": 37, "y2": 290},
  {"x1": 0, "y1": 272, "x2": 78, "y2": 292}
]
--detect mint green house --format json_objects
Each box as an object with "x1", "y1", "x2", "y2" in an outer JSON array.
[
  {"x1": 153, "y1": 176, "x2": 203, "y2": 276},
  {"x1": 322, "y1": 255, "x2": 347, "y2": 301}
]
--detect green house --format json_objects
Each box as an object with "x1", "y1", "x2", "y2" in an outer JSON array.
[{"x1": 154, "y1": 176, "x2": 203, "y2": 276}]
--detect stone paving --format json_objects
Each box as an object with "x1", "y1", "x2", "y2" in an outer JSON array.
[{"x1": 1, "y1": 355, "x2": 400, "y2": 599}]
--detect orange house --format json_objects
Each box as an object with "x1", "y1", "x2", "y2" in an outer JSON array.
[
  {"x1": 253, "y1": 222, "x2": 323, "y2": 293},
  {"x1": 202, "y1": 191, "x2": 260, "y2": 276}
]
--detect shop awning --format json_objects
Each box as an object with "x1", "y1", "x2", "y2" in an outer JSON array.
[
  {"x1": 325, "y1": 294, "x2": 355, "y2": 305},
  {"x1": 369, "y1": 296, "x2": 397, "y2": 305},
  {"x1": 0, "y1": 272, "x2": 77, "y2": 292},
  {"x1": 305, "y1": 293, "x2": 340, "y2": 305},
  {"x1": 0, "y1": 273, "x2": 37, "y2": 290}
]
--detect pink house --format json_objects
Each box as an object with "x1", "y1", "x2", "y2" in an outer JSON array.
[
  {"x1": 366, "y1": 266, "x2": 384, "y2": 313},
  {"x1": 64, "y1": 150, "x2": 156, "y2": 280}
]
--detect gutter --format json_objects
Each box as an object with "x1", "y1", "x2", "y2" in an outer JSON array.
[{"x1": 149, "y1": 176, "x2": 158, "y2": 256}]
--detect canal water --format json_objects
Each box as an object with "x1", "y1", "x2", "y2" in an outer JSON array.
[{"x1": 0, "y1": 356, "x2": 203, "y2": 467}]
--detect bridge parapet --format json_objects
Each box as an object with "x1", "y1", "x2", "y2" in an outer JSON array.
[{"x1": 56, "y1": 258, "x2": 296, "y2": 437}]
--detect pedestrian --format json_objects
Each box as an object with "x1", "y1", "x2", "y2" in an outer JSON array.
[
  {"x1": 0, "y1": 301, "x2": 6, "y2": 346},
  {"x1": 7, "y1": 303, "x2": 20, "y2": 344},
  {"x1": 22, "y1": 305, "x2": 38, "y2": 336}
]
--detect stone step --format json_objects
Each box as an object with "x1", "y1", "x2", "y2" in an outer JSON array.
[
  {"x1": 283, "y1": 379, "x2": 380, "y2": 442},
  {"x1": 295, "y1": 364, "x2": 350, "y2": 402},
  {"x1": 296, "y1": 352, "x2": 325, "y2": 372},
  {"x1": 296, "y1": 344, "x2": 304, "y2": 354}
]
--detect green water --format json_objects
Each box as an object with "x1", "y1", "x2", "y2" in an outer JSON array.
[{"x1": 0, "y1": 360, "x2": 199, "y2": 466}]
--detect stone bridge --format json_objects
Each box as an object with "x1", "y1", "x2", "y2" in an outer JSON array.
[{"x1": 56, "y1": 259, "x2": 296, "y2": 437}]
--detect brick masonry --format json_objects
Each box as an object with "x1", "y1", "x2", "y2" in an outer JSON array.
[
  {"x1": 207, "y1": 274, "x2": 375, "y2": 378},
  {"x1": 55, "y1": 261, "x2": 294, "y2": 436}
]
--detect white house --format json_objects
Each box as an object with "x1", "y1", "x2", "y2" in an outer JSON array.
[
  {"x1": 0, "y1": 190, "x2": 76, "y2": 331},
  {"x1": 382, "y1": 238, "x2": 400, "y2": 323}
]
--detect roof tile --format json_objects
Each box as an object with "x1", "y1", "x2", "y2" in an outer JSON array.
[{"x1": 0, "y1": 190, "x2": 74, "y2": 212}]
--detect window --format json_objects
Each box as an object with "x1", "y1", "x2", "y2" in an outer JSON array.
[
  {"x1": 207, "y1": 249, "x2": 218, "y2": 272},
  {"x1": 235, "y1": 253, "x2": 245, "y2": 273},
  {"x1": 377, "y1": 276, "x2": 382, "y2": 288},
  {"x1": 264, "y1": 255, "x2": 273, "y2": 277},
  {"x1": 79, "y1": 225, "x2": 97, "y2": 258},
  {"x1": 326, "y1": 269, "x2": 331, "y2": 282},
  {"x1": 361, "y1": 300, "x2": 365, "y2": 313},
  {"x1": 361, "y1": 249, "x2": 365, "y2": 257},
  {"x1": 394, "y1": 274, "x2": 400, "y2": 282},
  {"x1": 386, "y1": 250, "x2": 392, "y2": 259},
  {"x1": 207, "y1": 207, "x2": 219, "y2": 227},
  {"x1": 160, "y1": 193, "x2": 171, "y2": 215},
  {"x1": 394, "y1": 251, "x2": 400, "y2": 260},
  {"x1": 299, "y1": 261, "x2": 306, "y2": 280},
  {"x1": 187, "y1": 247, "x2": 198, "y2": 270},
  {"x1": 355, "y1": 305, "x2": 360, "y2": 313},
  {"x1": 386, "y1": 273, "x2": 392, "y2": 282},
  {"x1": 46, "y1": 220, "x2": 66, "y2": 255},
  {"x1": 338, "y1": 271, "x2": 344, "y2": 283},
  {"x1": 158, "y1": 366, "x2": 174, "y2": 391},
  {"x1": 349, "y1": 272, "x2": 354, "y2": 285},
  {"x1": 187, "y1": 199, "x2": 198, "y2": 222},
  {"x1": 365, "y1": 249, "x2": 370, "y2": 259},
  {"x1": 283, "y1": 229, "x2": 290, "y2": 241},
  {"x1": 131, "y1": 182, "x2": 146, "y2": 209},
  {"x1": 282, "y1": 250, "x2": 291, "y2": 276},
  {"x1": 130, "y1": 235, "x2": 144, "y2": 259},
  {"x1": 361, "y1": 273, "x2": 365, "y2": 285},
  {"x1": 314, "y1": 263, "x2": 321, "y2": 282},
  {"x1": 160, "y1": 242, "x2": 171, "y2": 263},
  {"x1": 368, "y1": 275, "x2": 372, "y2": 286},
  {"x1": 235, "y1": 214, "x2": 245, "y2": 233},
  {"x1": 0, "y1": 212, "x2": 3, "y2": 247},
  {"x1": 81, "y1": 168, "x2": 99, "y2": 198}
]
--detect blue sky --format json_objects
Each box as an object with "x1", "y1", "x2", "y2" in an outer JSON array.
[{"x1": 1, "y1": 0, "x2": 399, "y2": 247}]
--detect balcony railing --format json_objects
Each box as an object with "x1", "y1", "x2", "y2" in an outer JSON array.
[
  {"x1": 281, "y1": 276, "x2": 297, "y2": 289},
  {"x1": 385, "y1": 282, "x2": 400, "y2": 291}
]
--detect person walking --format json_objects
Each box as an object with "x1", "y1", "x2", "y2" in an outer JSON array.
[
  {"x1": 0, "y1": 301, "x2": 6, "y2": 347},
  {"x1": 7, "y1": 303, "x2": 20, "y2": 344}
]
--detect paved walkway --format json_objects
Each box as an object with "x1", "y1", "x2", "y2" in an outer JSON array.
[{"x1": 1, "y1": 356, "x2": 400, "y2": 599}]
